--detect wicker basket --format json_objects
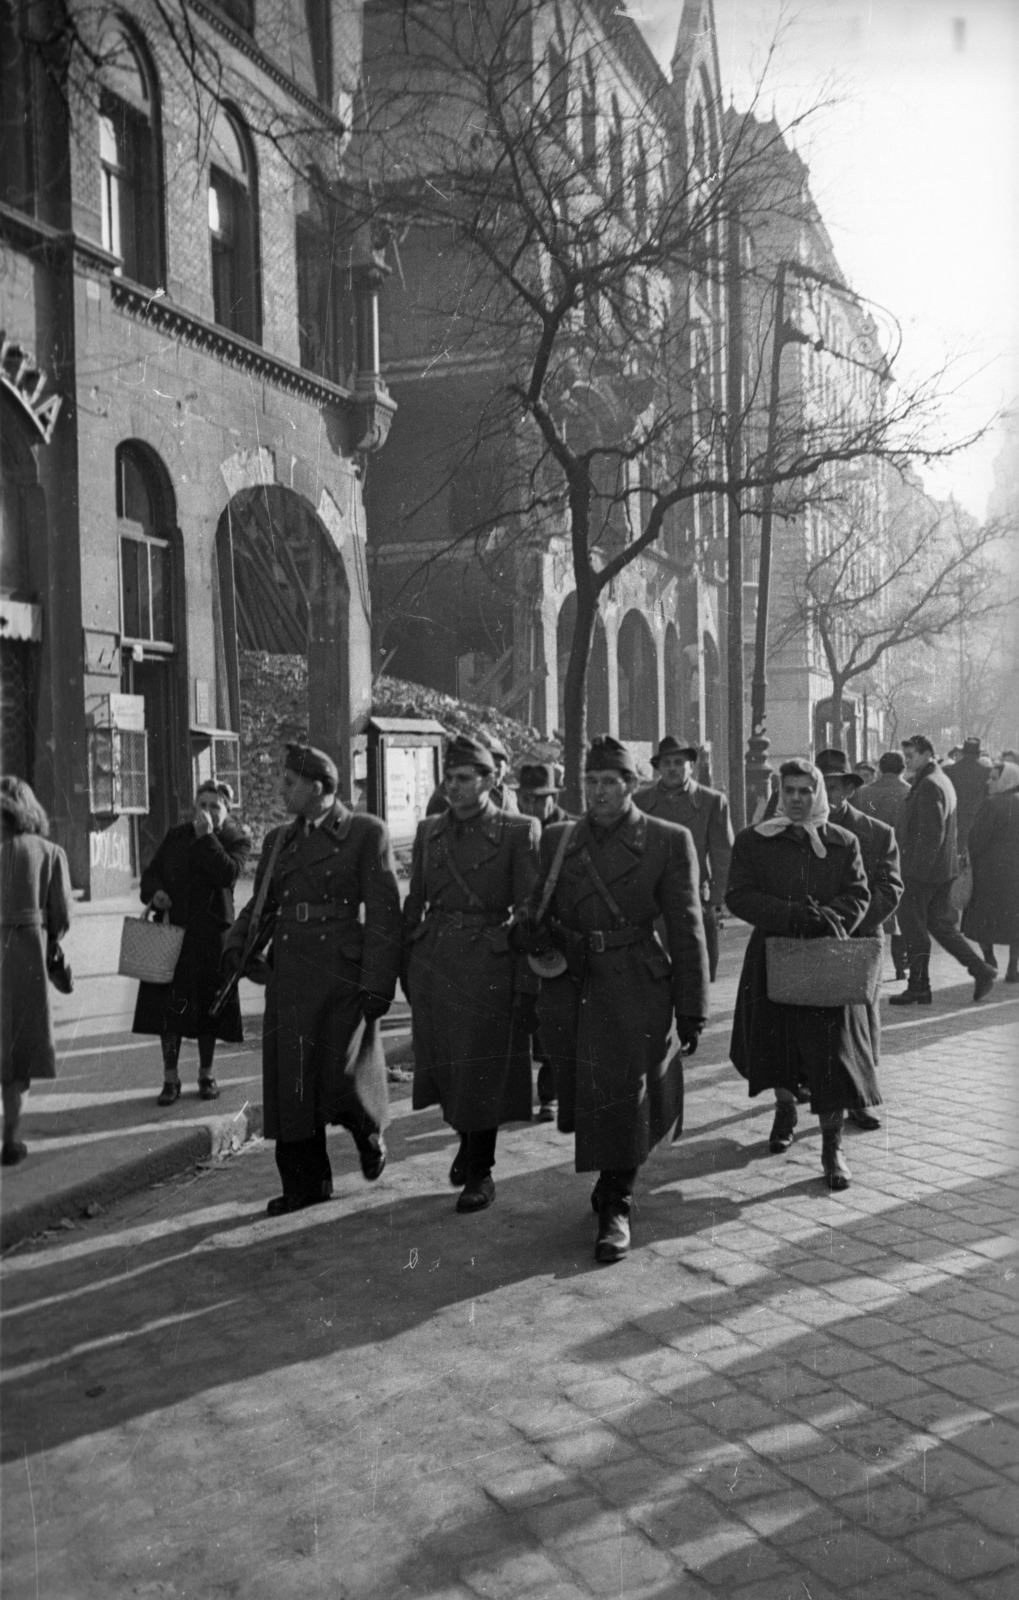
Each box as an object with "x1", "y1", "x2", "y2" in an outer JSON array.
[
  {"x1": 766, "y1": 934, "x2": 883, "y2": 1007},
  {"x1": 118, "y1": 911, "x2": 185, "y2": 985}
]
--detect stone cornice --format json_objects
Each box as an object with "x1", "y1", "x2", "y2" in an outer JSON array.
[{"x1": 187, "y1": 0, "x2": 348, "y2": 137}]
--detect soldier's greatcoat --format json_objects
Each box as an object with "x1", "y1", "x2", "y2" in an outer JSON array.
[
  {"x1": 404, "y1": 800, "x2": 540, "y2": 1130},
  {"x1": 226, "y1": 808, "x2": 402, "y2": 1143},
  {"x1": 531, "y1": 805, "x2": 709, "y2": 1172},
  {"x1": 726, "y1": 823, "x2": 880, "y2": 1113}
]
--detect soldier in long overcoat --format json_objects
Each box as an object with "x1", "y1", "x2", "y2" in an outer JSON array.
[
  {"x1": 404, "y1": 735, "x2": 540, "y2": 1213},
  {"x1": 815, "y1": 749, "x2": 903, "y2": 1136},
  {"x1": 525, "y1": 736, "x2": 709, "y2": 1264},
  {"x1": 635, "y1": 736, "x2": 734, "y2": 980},
  {"x1": 726, "y1": 759, "x2": 875, "y2": 1191},
  {"x1": 224, "y1": 744, "x2": 402, "y2": 1215}
]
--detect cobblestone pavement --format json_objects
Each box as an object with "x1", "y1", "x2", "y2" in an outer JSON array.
[{"x1": 2, "y1": 945, "x2": 1017, "y2": 1600}]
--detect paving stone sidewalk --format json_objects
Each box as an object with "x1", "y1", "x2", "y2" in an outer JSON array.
[{"x1": 1, "y1": 953, "x2": 1016, "y2": 1600}]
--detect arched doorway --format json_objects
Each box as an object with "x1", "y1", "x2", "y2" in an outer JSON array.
[
  {"x1": 617, "y1": 610, "x2": 658, "y2": 742},
  {"x1": 115, "y1": 440, "x2": 187, "y2": 866},
  {"x1": 216, "y1": 485, "x2": 352, "y2": 785},
  {"x1": 557, "y1": 593, "x2": 610, "y2": 737},
  {"x1": 664, "y1": 622, "x2": 682, "y2": 736}
]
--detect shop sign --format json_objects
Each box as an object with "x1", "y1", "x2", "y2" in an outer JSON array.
[{"x1": 0, "y1": 332, "x2": 62, "y2": 444}]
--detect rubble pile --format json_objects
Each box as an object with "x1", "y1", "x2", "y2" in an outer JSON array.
[{"x1": 237, "y1": 653, "x2": 561, "y2": 854}]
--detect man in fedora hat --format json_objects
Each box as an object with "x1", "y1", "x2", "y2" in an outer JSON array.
[
  {"x1": 404, "y1": 735, "x2": 540, "y2": 1213},
  {"x1": 524, "y1": 735, "x2": 709, "y2": 1263},
  {"x1": 812, "y1": 748, "x2": 903, "y2": 1135},
  {"x1": 516, "y1": 762, "x2": 573, "y2": 1121},
  {"x1": 943, "y1": 736, "x2": 991, "y2": 851},
  {"x1": 223, "y1": 743, "x2": 402, "y2": 1215},
  {"x1": 635, "y1": 736, "x2": 734, "y2": 981}
]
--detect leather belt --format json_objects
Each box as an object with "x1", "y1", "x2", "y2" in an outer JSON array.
[
  {"x1": 585, "y1": 923, "x2": 654, "y2": 953},
  {"x1": 277, "y1": 902, "x2": 359, "y2": 924},
  {"x1": 427, "y1": 909, "x2": 506, "y2": 929}
]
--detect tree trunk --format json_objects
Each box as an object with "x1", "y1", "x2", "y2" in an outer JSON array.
[
  {"x1": 561, "y1": 579, "x2": 599, "y2": 814},
  {"x1": 829, "y1": 679, "x2": 845, "y2": 753}
]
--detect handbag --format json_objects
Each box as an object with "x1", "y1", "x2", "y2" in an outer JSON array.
[
  {"x1": 46, "y1": 938, "x2": 74, "y2": 994},
  {"x1": 766, "y1": 907, "x2": 883, "y2": 1007},
  {"x1": 118, "y1": 907, "x2": 185, "y2": 985}
]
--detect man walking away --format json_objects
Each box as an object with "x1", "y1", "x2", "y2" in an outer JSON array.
[
  {"x1": 635, "y1": 736, "x2": 733, "y2": 982},
  {"x1": 943, "y1": 736, "x2": 991, "y2": 853},
  {"x1": 890, "y1": 735, "x2": 996, "y2": 1007},
  {"x1": 856, "y1": 750, "x2": 912, "y2": 979}
]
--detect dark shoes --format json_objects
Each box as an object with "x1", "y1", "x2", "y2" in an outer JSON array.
[
  {"x1": 536, "y1": 1103, "x2": 557, "y2": 1124},
  {"x1": 1, "y1": 1141, "x2": 28, "y2": 1167},
  {"x1": 1006, "y1": 968, "x2": 1019, "y2": 984},
  {"x1": 972, "y1": 964, "x2": 996, "y2": 1003},
  {"x1": 456, "y1": 1174, "x2": 495, "y2": 1213},
  {"x1": 448, "y1": 1139, "x2": 469, "y2": 1188},
  {"x1": 357, "y1": 1133, "x2": 387, "y2": 1182},
  {"x1": 821, "y1": 1131, "x2": 851, "y2": 1191},
  {"x1": 198, "y1": 1078, "x2": 220, "y2": 1101},
  {"x1": 595, "y1": 1204, "x2": 631, "y2": 1264},
  {"x1": 888, "y1": 987, "x2": 932, "y2": 1007},
  {"x1": 265, "y1": 1180, "x2": 333, "y2": 1217},
  {"x1": 769, "y1": 1101, "x2": 798, "y2": 1153},
  {"x1": 156, "y1": 1080, "x2": 181, "y2": 1105},
  {"x1": 847, "y1": 1108, "x2": 881, "y2": 1131}
]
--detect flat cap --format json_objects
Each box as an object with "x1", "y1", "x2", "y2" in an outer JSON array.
[
  {"x1": 444, "y1": 734, "x2": 496, "y2": 772},
  {"x1": 518, "y1": 761, "x2": 560, "y2": 795},
  {"x1": 651, "y1": 735, "x2": 699, "y2": 766},
  {"x1": 285, "y1": 742, "x2": 338, "y2": 789},
  {"x1": 585, "y1": 735, "x2": 637, "y2": 777}
]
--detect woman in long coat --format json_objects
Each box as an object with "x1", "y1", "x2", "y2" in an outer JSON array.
[
  {"x1": 1, "y1": 777, "x2": 72, "y2": 1165},
  {"x1": 404, "y1": 736, "x2": 540, "y2": 1214},
  {"x1": 963, "y1": 761, "x2": 1019, "y2": 982},
  {"x1": 133, "y1": 781, "x2": 250, "y2": 1103},
  {"x1": 726, "y1": 759, "x2": 874, "y2": 1191}
]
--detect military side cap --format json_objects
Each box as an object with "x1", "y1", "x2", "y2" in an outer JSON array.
[
  {"x1": 445, "y1": 734, "x2": 496, "y2": 772},
  {"x1": 518, "y1": 761, "x2": 560, "y2": 795},
  {"x1": 285, "y1": 742, "x2": 338, "y2": 789},
  {"x1": 484, "y1": 733, "x2": 510, "y2": 762},
  {"x1": 585, "y1": 735, "x2": 637, "y2": 776},
  {"x1": 815, "y1": 748, "x2": 865, "y2": 786},
  {"x1": 651, "y1": 734, "x2": 699, "y2": 766}
]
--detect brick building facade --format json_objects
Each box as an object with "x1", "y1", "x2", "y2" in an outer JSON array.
[{"x1": 1, "y1": 0, "x2": 392, "y2": 896}]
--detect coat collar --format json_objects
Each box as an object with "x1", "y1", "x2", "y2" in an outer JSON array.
[
  {"x1": 284, "y1": 802, "x2": 353, "y2": 851},
  {"x1": 428, "y1": 796, "x2": 502, "y2": 847},
  {"x1": 568, "y1": 803, "x2": 647, "y2": 883}
]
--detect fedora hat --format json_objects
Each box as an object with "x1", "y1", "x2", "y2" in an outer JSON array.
[
  {"x1": 651, "y1": 735, "x2": 699, "y2": 767},
  {"x1": 815, "y1": 748, "x2": 865, "y2": 787},
  {"x1": 518, "y1": 762, "x2": 560, "y2": 796}
]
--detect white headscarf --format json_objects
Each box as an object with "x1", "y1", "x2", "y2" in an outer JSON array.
[
  {"x1": 989, "y1": 761, "x2": 1019, "y2": 796},
  {"x1": 754, "y1": 760, "x2": 831, "y2": 857}
]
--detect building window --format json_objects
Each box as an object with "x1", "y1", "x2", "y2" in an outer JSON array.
[
  {"x1": 305, "y1": 0, "x2": 333, "y2": 106},
  {"x1": 581, "y1": 58, "x2": 597, "y2": 170},
  {"x1": 633, "y1": 132, "x2": 649, "y2": 235},
  {"x1": 1, "y1": 2, "x2": 35, "y2": 213},
  {"x1": 209, "y1": 106, "x2": 261, "y2": 342},
  {"x1": 296, "y1": 199, "x2": 353, "y2": 385},
  {"x1": 607, "y1": 97, "x2": 624, "y2": 208},
  {"x1": 117, "y1": 444, "x2": 174, "y2": 645},
  {"x1": 99, "y1": 29, "x2": 164, "y2": 287}
]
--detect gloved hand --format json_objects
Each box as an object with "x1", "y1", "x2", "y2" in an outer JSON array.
[
  {"x1": 788, "y1": 901, "x2": 827, "y2": 938},
  {"x1": 220, "y1": 947, "x2": 243, "y2": 980},
  {"x1": 676, "y1": 1015, "x2": 705, "y2": 1055},
  {"x1": 359, "y1": 991, "x2": 391, "y2": 1022}
]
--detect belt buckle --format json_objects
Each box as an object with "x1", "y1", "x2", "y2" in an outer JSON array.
[
  {"x1": 295, "y1": 901, "x2": 309, "y2": 923},
  {"x1": 590, "y1": 930, "x2": 605, "y2": 953}
]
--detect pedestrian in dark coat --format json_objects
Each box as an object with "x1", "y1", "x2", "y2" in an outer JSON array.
[
  {"x1": 1, "y1": 778, "x2": 72, "y2": 1166},
  {"x1": 224, "y1": 745, "x2": 402, "y2": 1216},
  {"x1": 963, "y1": 762, "x2": 1019, "y2": 981},
  {"x1": 891, "y1": 735, "x2": 996, "y2": 1006},
  {"x1": 516, "y1": 762, "x2": 574, "y2": 1122},
  {"x1": 404, "y1": 736, "x2": 540, "y2": 1214},
  {"x1": 726, "y1": 759, "x2": 874, "y2": 1191},
  {"x1": 133, "y1": 782, "x2": 250, "y2": 1104},
  {"x1": 524, "y1": 736, "x2": 709, "y2": 1263},
  {"x1": 943, "y1": 737, "x2": 992, "y2": 850},
  {"x1": 856, "y1": 751, "x2": 912, "y2": 976},
  {"x1": 816, "y1": 750, "x2": 904, "y2": 1134},
  {"x1": 635, "y1": 736, "x2": 734, "y2": 981}
]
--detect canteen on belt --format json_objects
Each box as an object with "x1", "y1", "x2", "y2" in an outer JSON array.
[{"x1": 527, "y1": 948, "x2": 569, "y2": 979}]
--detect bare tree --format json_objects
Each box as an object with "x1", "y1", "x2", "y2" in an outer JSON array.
[
  {"x1": 357, "y1": 0, "x2": 984, "y2": 806},
  {"x1": 773, "y1": 476, "x2": 1017, "y2": 745}
]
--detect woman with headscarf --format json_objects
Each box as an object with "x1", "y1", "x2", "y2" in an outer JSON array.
[
  {"x1": 962, "y1": 761, "x2": 1019, "y2": 983},
  {"x1": 725, "y1": 758, "x2": 875, "y2": 1190},
  {"x1": 1, "y1": 777, "x2": 72, "y2": 1165}
]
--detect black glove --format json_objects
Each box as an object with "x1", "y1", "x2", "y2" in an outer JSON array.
[
  {"x1": 676, "y1": 1015, "x2": 705, "y2": 1055},
  {"x1": 788, "y1": 902, "x2": 827, "y2": 938},
  {"x1": 359, "y1": 990, "x2": 391, "y2": 1023},
  {"x1": 220, "y1": 947, "x2": 244, "y2": 980}
]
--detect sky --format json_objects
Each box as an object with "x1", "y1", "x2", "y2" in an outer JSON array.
[{"x1": 631, "y1": 0, "x2": 1019, "y2": 517}]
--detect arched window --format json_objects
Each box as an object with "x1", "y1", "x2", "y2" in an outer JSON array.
[
  {"x1": 99, "y1": 27, "x2": 164, "y2": 287},
  {"x1": 116, "y1": 442, "x2": 176, "y2": 645},
  {"x1": 617, "y1": 610, "x2": 658, "y2": 742},
  {"x1": 209, "y1": 105, "x2": 261, "y2": 342}
]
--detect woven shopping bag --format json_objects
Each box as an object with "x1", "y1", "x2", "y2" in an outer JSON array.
[
  {"x1": 766, "y1": 911, "x2": 883, "y2": 1008},
  {"x1": 118, "y1": 909, "x2": 185, "y2": 985}
]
